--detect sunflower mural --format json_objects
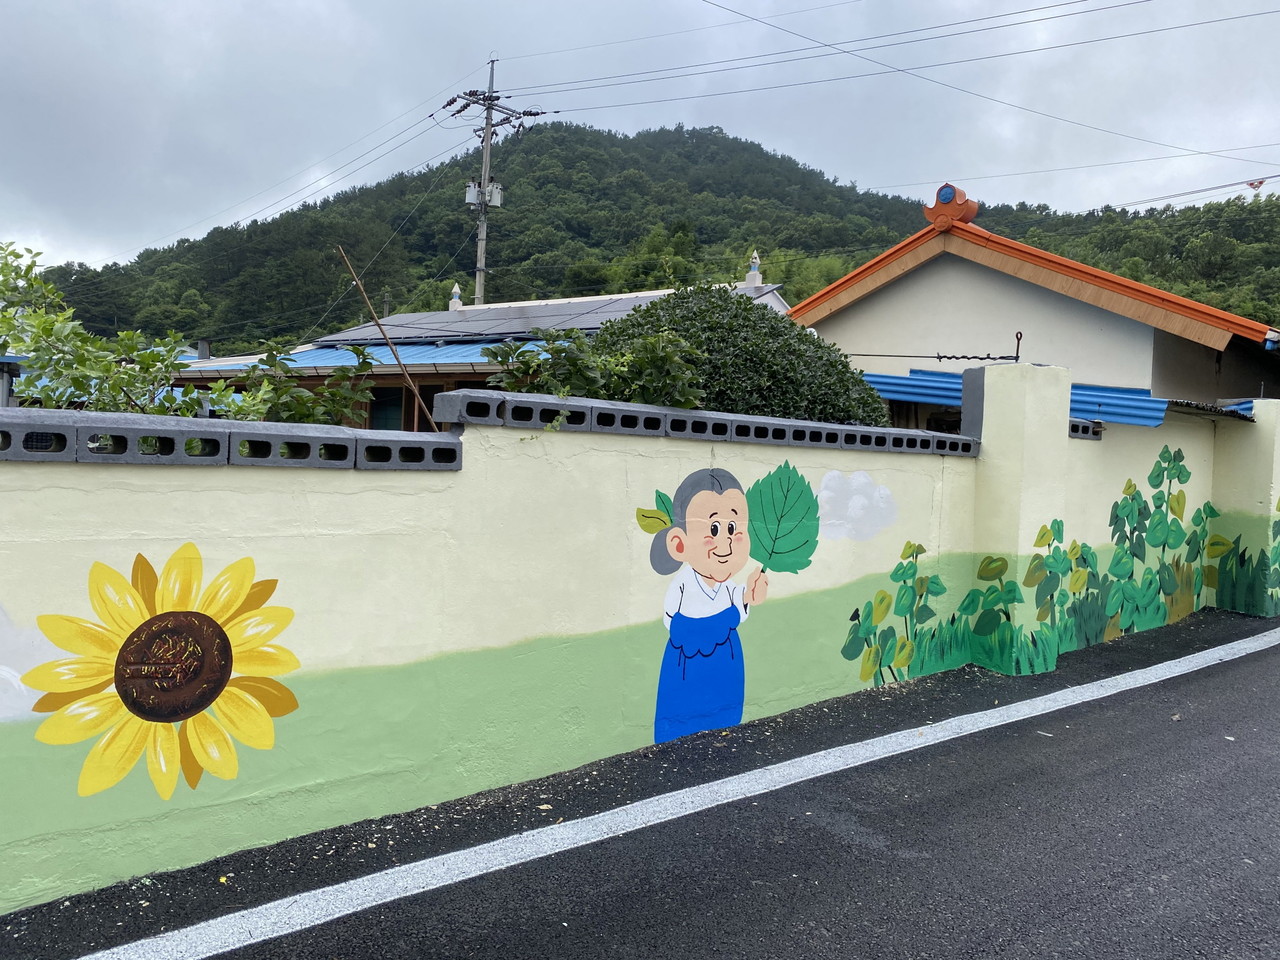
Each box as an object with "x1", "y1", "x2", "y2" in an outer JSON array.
[{"x1": 20, "y1": 542, "x2": 299, "y2": 799}]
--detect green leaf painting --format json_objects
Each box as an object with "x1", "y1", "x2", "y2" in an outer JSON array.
[
  {"x1": 635, "y1": 510, "x2": 669, "y2": 534},
  {"x1": 746, "y1": 461, "x2": 819, "y2": 574},
  {"x1": 634, "y1": 489, "x2": 674, "y2": 534},
  {"x1": 655, "y1": 490, "x2": 674, "y2": 525}
]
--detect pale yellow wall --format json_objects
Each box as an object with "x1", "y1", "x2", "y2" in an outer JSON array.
[
  {"x1": 0, "y1": 432, "x2": 960, "y2": 676},
  {"x1": 1213, "y1": 399, "x2": 1280, "y2": 517},
  {"x1": 816, "y1": 255, "x2": 1155, "y2": 388},
  {"x1": 1062, "y1": 417, "x2": 1218, "y2": 547},
  {"x1": 6, "y1": 372, "x2": 1280, "y2": 911},
  {"x1": 966, "y1": 363, "x2": 1072, "y2": 557}
]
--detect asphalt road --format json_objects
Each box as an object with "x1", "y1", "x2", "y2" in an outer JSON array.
[{"x1": 6, "y1": 610, "x2": 1280, "y2": 960}]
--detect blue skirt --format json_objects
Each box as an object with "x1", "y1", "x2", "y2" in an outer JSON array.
[{"x1": 654, "y1": 607, "x2": 745, "y2": 743}]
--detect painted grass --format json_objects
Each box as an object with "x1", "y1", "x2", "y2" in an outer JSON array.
[{"x1": 0, "y1": 580, "x2": 874, "y2": 912}]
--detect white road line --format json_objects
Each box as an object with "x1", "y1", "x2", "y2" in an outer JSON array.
[{"x1": 80, "y1": 627, "x2": 1280, "y2": 960}]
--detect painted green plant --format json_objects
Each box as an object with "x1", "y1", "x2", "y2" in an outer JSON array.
[
  {"x1": 841, "y1": 541, "x2": 941, "y2": 686},
  {"x1": 1105, "y1": 446, "x2": 1210, "y2": 630},
  {"x1": 1183, "y1": 497, "x2": 1221, "y2": 611},
  {"x1": 839, "y1": 445, "x2": 1269, "y2": 683},
  {"x1": 1210, "y1": 496, "x2": 1280, "y2": 616},
  {"x1": 1024, "y1": 520, "x2": 1115, "y2": 660},
  {"x1": 635, "y1": 489, "x2": 677, "y2": 535},
  {"x1": 955, "y1": 554, "x2": 1042, "y2": 673},
  {"x1": 843, "y1": 546, "x2": 1044, "y2": 682}
]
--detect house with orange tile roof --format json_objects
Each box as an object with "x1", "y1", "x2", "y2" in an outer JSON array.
[{"x1": 790, "y1": 184, "x2": 1280, "y2": 430}]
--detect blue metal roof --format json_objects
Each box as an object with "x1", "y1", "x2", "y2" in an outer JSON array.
[
  {"x1": 1068, "y1": 383, "x2": 1169, "y2": 427},
  {"x1": 863, "y1": 368, "x2": 1250, "y2": 427},
  {"x1": 864, "y1": 370, "x2": 963, "y2": 406},
  {"x1": 192, "y1": 341, "x2": 502, "y2": 372}
]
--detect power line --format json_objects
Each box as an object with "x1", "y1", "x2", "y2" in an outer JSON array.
[
  {"x1": 504, "y1": 0, "x2": 1129, "y2": 96},
  {"x1": 290, "y1": 163, "x2": 474, "y2": 345},
  {"x1": 868, "y1": 142, "x2": 1280, "y2": 192},
  {"x1": 502, "y1": 0, "x2": 875, "y2": 63},
  {"x1": 81, "y1": 65, "x2": 490, "y2": 268},
  {"x1": 666, "y1": 2, "x2": 1280, "y2": 172},
  {"x1": 527, "y1": 11, "x2": 1274, "y2": 130},
  {"x1": 53, "y1": 136, "x2": 475, "y2": 300},
  {"x1": 1112, "y1": 175, "x2": 1280, "y2": 209}
]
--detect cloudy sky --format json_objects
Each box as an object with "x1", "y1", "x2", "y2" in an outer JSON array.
[{"x1": 7, "y1": 0, "x2": 1279, "y2": 268}]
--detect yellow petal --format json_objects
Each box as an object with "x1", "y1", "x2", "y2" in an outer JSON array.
[
  {"x1": 131, "y1": 554, "x2": 159, "y2": 617},
  {"x1": 78, "y1": 714, "x2": 150, "y2": 796},
  {"x1": 146, "y1": 723, "x2": 181, "y2": 800},
  {"x1": 22, "y1": 657, "x2": 114, "y2": 693},
  {"x1": 157, "y1": 542, "x2": 202, "y2": 613},
  {"x1": 37, "y1": 615, "x2": 123, "y2": 658},
  {"x1": 228, "y1": 579, "x2": 278, "y2": 623},
  {"x1": 233, "y1": 644, "x2": 300, "y2": 677},
  {"x1": 186, "y1": 711, "x2": 238, "y2": 780},
  {"x1": 226, "y1": 607, "x2": 294, "y2": 652},
  {"x1": 212, "y1": 686, "x2": 275, "y2": 749},
  {"x1": 36, "y1": 690, "x2": 127, "y2": 744},
  {"x1": 178, "y1": 720, "x2": 203, "y2": 790},
  {"x1": 227, "y1": 677, "x2": 298, "y2": 717},
  {"x1": 197, "y1": 557, "x2": 255, "y2": 625},
  {"x1": 32, "y1": 680, "x2": 113, "y2": 713},
  {"x1": 88, "y1": 563, "x2": 149, "y2": 636}
]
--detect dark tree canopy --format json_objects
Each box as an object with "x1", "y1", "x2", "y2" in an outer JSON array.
[
  {"x1": 39, "y1": 123, "x2": 1280, "y2": 355},
  {"x1": 592, "y1": 284, "x2": 888, "y2": 425}
]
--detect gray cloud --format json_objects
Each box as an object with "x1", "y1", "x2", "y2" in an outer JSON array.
[{"x1": 6, "y1": 0, "x2": 1278, "y2": 266}]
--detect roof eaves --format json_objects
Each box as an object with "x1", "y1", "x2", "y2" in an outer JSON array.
[
  {"x1": 791, "y1": 219, "x2": 1277, "y2": 347},
  {"x1": 945, "y1": 221, "x2": 1275, "y2": 344},
  {"x1": 1166, "y1": 398, "x2": 1254, "y2": 421},
  {"x1": 789, "y1": 226, "x2": 942, "y2": 326}
]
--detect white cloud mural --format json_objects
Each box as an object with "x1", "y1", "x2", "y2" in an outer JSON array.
[
  {"x1": 817, "y1": 470, "x2": 898, "y2": 542},
  {"x1": 0, "y1": 604, "x2": 44, "y2": 721}
]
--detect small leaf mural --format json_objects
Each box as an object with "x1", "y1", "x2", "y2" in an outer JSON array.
[{"x1": 635, "y1": 509, "x2": 669, "y2": 534}]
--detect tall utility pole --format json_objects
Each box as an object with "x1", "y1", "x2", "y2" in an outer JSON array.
[
  {"x1": 473, "y1": 61, "x2": 497, "y2": 306},
  {"x1": 444, "y1": 60, "x2": 542, "y2": 304}
]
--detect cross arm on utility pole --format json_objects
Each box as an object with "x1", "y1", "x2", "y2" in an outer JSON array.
[{"x1": 442, "y1": 60, "x2": 544, "y2": 305}]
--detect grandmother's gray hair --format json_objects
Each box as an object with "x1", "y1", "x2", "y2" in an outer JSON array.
[{"x1": 649, "y1": 467, "x2": 744, "y2": 575}]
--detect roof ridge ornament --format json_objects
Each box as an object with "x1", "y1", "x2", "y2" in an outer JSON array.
[{"x1": 924, "y1": 183, "x2": 979, "y2": 231}]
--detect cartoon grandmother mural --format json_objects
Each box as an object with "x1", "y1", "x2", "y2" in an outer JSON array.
[{"x1": 638, "y1": 463, "x2": 819, "y2": 743}]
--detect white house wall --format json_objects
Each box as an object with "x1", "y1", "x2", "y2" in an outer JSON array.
[{"x1": 817, "y1": 255, "x2": 1156, "y2": 389}]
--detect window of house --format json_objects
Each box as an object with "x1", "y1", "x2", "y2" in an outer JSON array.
[{"x1": 369, "y1": 387, "x2": 404, "y2": 431}]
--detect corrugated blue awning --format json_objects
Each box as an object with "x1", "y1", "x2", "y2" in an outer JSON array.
[
  {"x1": 863, "y1": 370, "x2": 963, "y2": 405},
  {"x1": 863, "y1": 368, "x2": 1251, "y2": 427},
  {"x1": 1068, "y1": 383, "x2": 1169, "y2": 426}
]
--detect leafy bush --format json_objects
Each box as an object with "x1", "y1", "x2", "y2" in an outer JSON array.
[
  {"x1": 592, "y1": 284, "x2": 888, "y2": 424},
  {"x1": 1, "y1": 242, "x2": 373, "y2": 424},
  {"x1": 482, "y1": 327, "x2": 704, "y2": 409}
]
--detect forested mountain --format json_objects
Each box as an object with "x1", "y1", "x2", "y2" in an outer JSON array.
[{"x1": 41, "y1": 122, "x2": 1280, "y2": 352}]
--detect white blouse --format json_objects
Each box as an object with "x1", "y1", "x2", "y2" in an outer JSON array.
[{"x1": 663, "y1": 563, "x2": 750, "y2": 629}]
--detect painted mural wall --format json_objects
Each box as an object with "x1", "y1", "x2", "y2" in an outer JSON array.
[{"x1": 2, "y1": 364, "x2": 1278, "y2": 913}]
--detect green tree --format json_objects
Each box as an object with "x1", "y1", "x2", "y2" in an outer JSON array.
[
  {"x1": 222, "y1": 345, "x2": 375, "y2": 424},
  {"x1": 482, "y1": 326, "x2": 704, "y2": 409},
  {"x1": 592, "y1": 284, "x2": 888, "y2": 424},
  {"x1": 1, "y1": 243, "x2": 372, "y2": 424}
]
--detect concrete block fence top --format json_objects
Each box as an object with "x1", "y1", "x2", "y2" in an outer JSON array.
[
  {"x1": 0, "y1": 408, "x2": 463, "y2": 471},
  {"x1": 0, "y1": 387, "x2": 1046, "y2": 470},
  {"x1": 430, "y1": 390, "x2": 982, "y2": 457}
]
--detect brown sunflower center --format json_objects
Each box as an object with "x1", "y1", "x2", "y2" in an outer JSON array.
[{"x1": 115, "y1": 611, "x2": 232, "y2": 722}]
